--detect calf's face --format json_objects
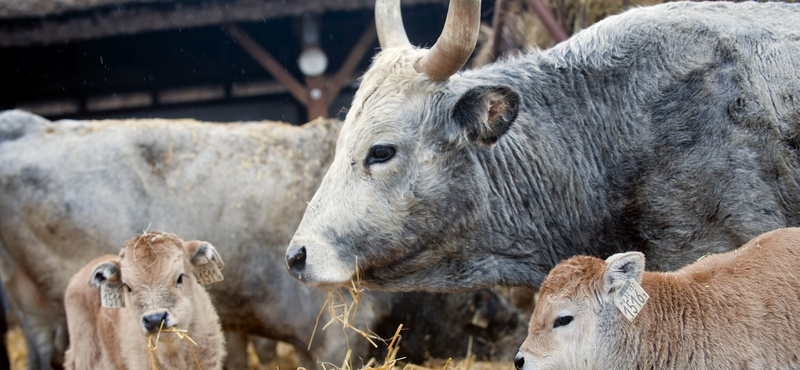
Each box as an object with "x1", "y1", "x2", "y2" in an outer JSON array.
[
  {"x1": 89, "y1": 233, "x2": 224, "y2": 334},
  {"x1": 516, "y1": 253, "x2": 644, "y2": 370}
]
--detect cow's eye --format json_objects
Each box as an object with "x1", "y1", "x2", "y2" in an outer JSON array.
[
  {"x1": 123, "y1": 283, "x2": 132, "y2": 293},
  {"x1": 365, "y1": 145, "x2": 396, "y2": 166},
  {"x1": 553, "y1": 315, "x2": 573, "y2": 328},
  {"x1": 176, "y1": 274, "x2": 184, "y2": 286}
]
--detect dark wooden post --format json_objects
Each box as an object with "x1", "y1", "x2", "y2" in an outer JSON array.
[
  {"x1": 523, "y1": 0, "x2": 569, "y2": 42},
  {"x1": 224, "y1": 24, "x2": 309, "y2": 107},
  {"x1": 225, "y1": 21, "x2": 376, "y2": 122},
  {"x1": 305, "y1": 76, "x2": 328, "y2": 120}
]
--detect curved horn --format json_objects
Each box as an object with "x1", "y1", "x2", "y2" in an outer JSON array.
[
  {"x1": 376, "y1": 0, "x2": 411, "y2": 49},
  {"x1": 419, "y1": 0, "x2": 481, "y2": 81}
]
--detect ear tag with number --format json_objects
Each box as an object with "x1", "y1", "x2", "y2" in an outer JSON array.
[
  {"x1": 101, "y1": 283, "x2": 125, "y2": 308},
  {"x1": 194, "y1": 262, "x2": 224, "y2": 285},
  {"x1": 614, "y1": 278, "x2": 649, "y2": 321}
]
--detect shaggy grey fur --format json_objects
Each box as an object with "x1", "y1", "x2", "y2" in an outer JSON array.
[{"x1": 288, "y1": 1, "x2": 800, "y2": 292}]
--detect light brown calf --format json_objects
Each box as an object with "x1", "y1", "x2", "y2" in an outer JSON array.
[
  {"x1": 517, "y1": 227, "x2": 800, "y2": 370},
  {"x1": 64, "y1": 231, "x2": 226, "y2": 370}
]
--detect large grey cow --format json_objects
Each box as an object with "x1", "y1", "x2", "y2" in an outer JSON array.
[
  {"x1": 0, "y1": 110, "x2": 526, "y2": 370},
  {"x1": 285, "y1": 0, "x2": 800, "y2": 291}
]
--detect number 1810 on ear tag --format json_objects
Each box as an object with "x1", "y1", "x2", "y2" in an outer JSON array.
[{"x1": 614, "y1": 278, "x2": 649, "y2": 321}]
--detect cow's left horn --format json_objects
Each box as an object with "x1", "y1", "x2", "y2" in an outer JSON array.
[
  {"x1": 419, "y1": 0, "x2": 481, "y2": 82},
  {"x1": 376, "y1": 0, "x2": 412, "y2": 49}
]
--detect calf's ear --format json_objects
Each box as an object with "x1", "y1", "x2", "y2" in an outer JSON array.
[
  {"x1": 184, "y1": 241, "x2": 225, "y2": 270},
  {"x1": 450, "y1": 85, "x2": 520, "y2": 147},
  {"x1": 88, "y1": 261, "x2": 122, "y2": 290},
  {"x1": 603, "y1": 252, "x2": 645, "y2": 294}
]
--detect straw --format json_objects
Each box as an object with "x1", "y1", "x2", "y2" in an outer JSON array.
[
  {"x1": 309, "y1": 260, "x2": 383, "y2": 352},
  {"x1": 146, "y1": 320, "x2": 203, "y2": 370}
]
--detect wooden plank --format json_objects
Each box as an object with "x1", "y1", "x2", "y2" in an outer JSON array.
[
  {"x1": 158, "y1": 85, "x2": 226, "y2": 105},
  {"x1": 488, "y1": 0, "x2": 508, "y2": 63},
  {"x1": 16, "y1": 100, "x2": 80, "y2": 116},
  {"x1": 0, "y1": 0, "x2": 446, "y2": 47},
  {"x1": 87, "y1": 92, "x2": 152, "y2": 111},
  {"x1": 523, "y1": 0, "x2": 568, "y2": 42},
  {"x1": 224, "y1": 24, "x2": 310, "y2": 106}
]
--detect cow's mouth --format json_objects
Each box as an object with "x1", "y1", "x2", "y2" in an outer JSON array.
[{"x1": 310, "y1": 279, "x2": 353, "y2": 291}]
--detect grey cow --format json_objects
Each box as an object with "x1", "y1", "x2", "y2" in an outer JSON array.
[
  {"x1": 0, "y1": 110, "x2": 527, "y2": 370},
  {"x1": 286, "y1": 0, "x2": 800, "y2": 291}
]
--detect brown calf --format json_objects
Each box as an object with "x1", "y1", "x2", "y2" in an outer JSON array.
[
  {"x1": 64, "y1": 231, "x2": 226, "y2": 370},
  {"x1": 517, "y1": 227, "x2": 800, "y2": 370}
]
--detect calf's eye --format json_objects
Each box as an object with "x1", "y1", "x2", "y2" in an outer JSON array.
[
  {"x1": 177, "y1": 274, "x2": 184, "y2": 286},
  {"x1": 553, "y1": 315, "x2": 574, "y2": 328},
  {"x1": 365, "y1": 145, "x2": 396, "y2": 166}
]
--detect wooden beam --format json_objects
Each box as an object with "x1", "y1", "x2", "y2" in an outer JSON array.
[
  {"x1": 0, "y1": 0, "x2": 447, "y2": 47},
  {"x1": 488, "y1": 0, "x2": 507, "y2": 64},
  {"x1": 16, "y1": 99, "x2": 80, "y2": 117},
  {"x1": 326, "y1": 22, "x2": 377, "y2": 106},
  {"x1": 224, "y1": 24, "x2": 309, "y2": 106},
  {"x1": 523, "y1": 0, "x2": 568, "y2": 43},
  {"x1": 306, "y1": 76, "x2": 328, "y2": 119},
  {"x1": 158, "y1": 85, "x2": 226, "y2": 105}
]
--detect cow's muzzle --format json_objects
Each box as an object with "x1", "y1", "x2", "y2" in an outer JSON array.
[{"x1": 285, "y1": 238, "x2": 355, "y2": 289}]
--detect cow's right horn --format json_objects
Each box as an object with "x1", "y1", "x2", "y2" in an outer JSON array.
[
  {"x1": 419, "y1": 0, "x2": 481, "y2": 81},
  {"x1": 376, "y1": 0, "x2": 412, "y2": 49},
  {"x1": 376, "y1": 0, "x2": 481, "y2": 81}
]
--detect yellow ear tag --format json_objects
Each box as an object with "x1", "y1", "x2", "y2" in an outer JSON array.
[
  {"x1": 101, "y1": 283, "x2": 125, "y2": 308},
  {"x1": 614, "y1": 278, "x2": 649, "y2": 321},
  {"x1": 194, "y1": 262, "x2": 224, "y2": 285}
]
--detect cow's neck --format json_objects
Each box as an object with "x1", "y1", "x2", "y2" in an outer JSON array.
[
  {"x1": 600, "y1": 273, "x2": 728, "y2": 369},
  {"x1": 462, "y1": 56, "x2": 648, "y2": 287}
]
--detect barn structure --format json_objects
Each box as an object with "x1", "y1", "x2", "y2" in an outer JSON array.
[
  {"x1": 0, "y1": 0, "x2": 475, "y2": 123},
  {"x1": 0, "y1": 0, "x2": 594, "y2": 124}
]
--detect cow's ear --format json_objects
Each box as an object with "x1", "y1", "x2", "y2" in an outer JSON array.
[
  {"x1": 88, "y1": 261, "x2": 122, "y2": 290},
  {"x1": 602, "y1": 252, "x2": 645, "y2": 295},
  {"x1": 450, "y1": 85, "x2": 519, "y2": 147},
  {"x1": 184, "y1": 241, "x2": 225, "y2": 270}
]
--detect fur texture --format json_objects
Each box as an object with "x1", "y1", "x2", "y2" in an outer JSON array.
[
  {"x1": 518, "y1": 227, "x2": 800, "y2": 370},
  {"x1": 63, "y1": 232, "x2": 226, "y2": 370}
]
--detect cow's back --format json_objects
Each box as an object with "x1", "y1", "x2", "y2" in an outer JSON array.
[
  {"x1": 0, "y1": 112, "x2": 338, "y2": 308},
  {"x1": 630, "y1": 228, "x2": 800, "y2": 369},
  {"x1": 566, "y1": 1, "x2": 800, "y2": 268}
]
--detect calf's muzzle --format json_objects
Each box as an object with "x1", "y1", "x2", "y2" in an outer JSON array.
[
  {"x1": 514, "y1": 354, "x2": 524, "y2": 370},
  {"x1": 142, "y1": 311, "x2": 170, "y2": 333}
]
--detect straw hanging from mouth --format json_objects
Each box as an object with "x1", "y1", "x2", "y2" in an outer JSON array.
[{"x1": 146, "y1": 320, "x2": 203, "y2": 370}]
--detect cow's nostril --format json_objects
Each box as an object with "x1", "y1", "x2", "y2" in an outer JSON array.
[
  {"x1": 514, "y1": 355, "x2": 525, "y2": 370},
  {"x1": 286, "y1": 246, "x2": 307, "y2": 280},
  {"x1": 142, "y1": 312, "x2": 168, "y2": 333}
]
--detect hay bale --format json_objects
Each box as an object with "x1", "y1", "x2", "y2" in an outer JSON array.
[{"x1": 6, "y1": 326, "x2": 26, "y2": 370}]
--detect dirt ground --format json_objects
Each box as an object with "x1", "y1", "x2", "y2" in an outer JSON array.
[{"x1": 5, "y1": 327, "x2": 513, "y2": 370}]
